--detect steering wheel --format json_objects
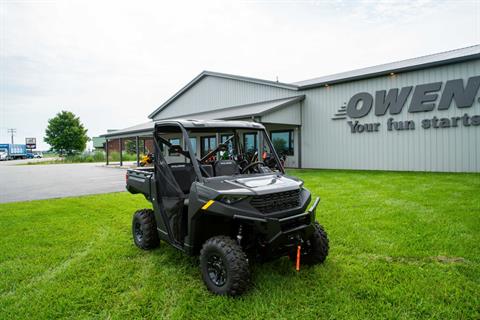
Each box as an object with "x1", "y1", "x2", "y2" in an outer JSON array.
[
  {"x1": 264, "y1": 156, "x2": 278, "y2": 169},
  {"x1": 241, "y1": 161, "x2": 265, "y2": 174}
]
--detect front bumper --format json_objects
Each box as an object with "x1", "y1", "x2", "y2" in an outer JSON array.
[{"x1": 233, "y1": 197, "x2": 320, "y2": 257}]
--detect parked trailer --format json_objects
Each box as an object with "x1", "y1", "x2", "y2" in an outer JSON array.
[{"x1": 0, "y1": 144, "x2": 27, "y2": 160}]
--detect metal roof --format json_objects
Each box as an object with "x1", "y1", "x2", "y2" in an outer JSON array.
[
  {"x1": 162, "y1": 95, "x2": 304, "y2": 121},
  {"x1": 294, "y1": 44, "x2": 480, "y2": 88},
  {"x1": 100, "y1": 119, "x2": 267, "y2": 139},
  {"x1": 101, "y1": 121, "x2": 154, "y2": 138},
  {"x1": 148, "y1": 70, "x2": 299, "y2": 119},
  {"x1": 155, "y1": 119, "x2": 266, "y2": 129},
  {"x1": 104, "y1": 45, "x2": 479, "y2": 139},
  {"x1": 102, "y1": 96, "x2": 303, "y2": 139},
  {"x1": 148, "y1": 45, "x2": 479, "y2": 119}
]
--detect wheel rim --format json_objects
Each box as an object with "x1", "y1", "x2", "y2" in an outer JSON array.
[
  {"x1": 206, "y1": 254, "x2": 227, "y2": 287},
  {"x1": 134, "y1": 222, "x2": 143, "y2": 243}
]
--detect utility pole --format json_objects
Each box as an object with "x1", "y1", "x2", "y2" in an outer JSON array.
[{"x1": 7, "y1": 128, "x2": 16, "y2": 145}]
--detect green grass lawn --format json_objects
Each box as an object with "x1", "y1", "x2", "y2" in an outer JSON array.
[{"x1": 0, "y1": 170, "x2": 479, "y2": 319}]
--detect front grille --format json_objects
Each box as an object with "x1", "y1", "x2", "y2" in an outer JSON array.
[
  {"x1": 250, "y1": 189, "x2": 300, "y2": 214},
  {"x1": 280, "y1": 215, "x2": 311, "y2": 232}
]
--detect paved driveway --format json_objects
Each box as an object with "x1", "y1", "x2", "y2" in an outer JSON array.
[{"x1": 0, "y1": 161, "x2": 129, "y2": 203}]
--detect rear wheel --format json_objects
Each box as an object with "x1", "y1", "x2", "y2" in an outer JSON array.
[
  {"x1": 200, "y1": 236, "x2": 250, "y2": 296},
  {"x1": 132, "y1": 209, "x2": 159, "y2": 250}
]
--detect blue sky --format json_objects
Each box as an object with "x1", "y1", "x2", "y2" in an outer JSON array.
[{"x1": 1, "y1": 0, "x2": 479, "y2": 150}]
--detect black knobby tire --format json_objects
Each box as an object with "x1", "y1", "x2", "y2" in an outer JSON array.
[
  {"x1": 132, "y1": 209, "x2": 160, "y2": 250},
  {"x1": 303, "y1": 222, "x2": 329, "y2": 265},
  {"x1": 199, "y1": 236, "x2": 250, "y2": 296}
]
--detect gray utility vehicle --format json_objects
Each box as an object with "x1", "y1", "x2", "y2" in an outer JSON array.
[{"x1": 126, "y1": 119, "x2": 329, "y2": 296}]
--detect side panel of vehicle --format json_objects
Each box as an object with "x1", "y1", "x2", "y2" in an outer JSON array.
[
  {"x1": 126, "y1": 168, "x2": 154, "y2": 198},
  {"x1": 126, "y1": 168, "x2": 170, "y2": 243},
  {"x1": 149, "y1": 182, "x2": 173, "y2": 243},
  {"x1": 10, "y1": 144, "x2": 27, "y2": 159},
  {"x1": 0, "y1": 144, "x2": 27, "y2": 159},
  {"x1": 185, "y1": 182, "x2": 271, "y2": 255}
]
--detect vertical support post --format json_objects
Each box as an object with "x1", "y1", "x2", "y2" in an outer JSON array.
[
  {"x1": 105, "y1": 139, "x2": 108, "y2": 166},
  {"x1": 215, "y1": 133, "x2": 220, "y2": 160},
  {"x1": 135, "y1": 136, "x2": 140, "y2": 167},
  {"x1": 298, "y1": 100, "x2": 303, "y2": 169},
  {"x1": 119, "y1": 138, "x2": 123, "y2": 167},
  {"x1": 143, "y1": 139, "x2": 146, "y2": 154},
  {"x1": 105, "y1": 139, "x2": 109, "y2": 165},
  {"x1": 297, "y1": 126, "x2": 302, "y2": 169}
]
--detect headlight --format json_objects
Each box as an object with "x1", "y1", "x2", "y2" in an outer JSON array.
[{"x1": 217, "y1": 195, "x2": 248, "y2": 205}]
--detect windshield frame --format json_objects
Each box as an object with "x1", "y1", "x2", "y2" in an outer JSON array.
[{"x1": 154, "y1": 122, "x2": 285, "y2": 183}]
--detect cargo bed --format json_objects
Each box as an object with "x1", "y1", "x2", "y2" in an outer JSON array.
[{"x1": 126, "y1": 168, "x2": 154, "y2": 200}]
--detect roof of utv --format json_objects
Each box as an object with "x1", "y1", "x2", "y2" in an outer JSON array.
[{"x1": 155, "y1": 119, "x2": 266, "y2": 130}]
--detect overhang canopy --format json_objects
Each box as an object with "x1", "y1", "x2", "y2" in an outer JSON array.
[
  {"x1": 101, "y1": 121, "x2": 155, "y2": 139},
  {"x1": 101, "y1": 95, "x2": 304, "y2": 139}
]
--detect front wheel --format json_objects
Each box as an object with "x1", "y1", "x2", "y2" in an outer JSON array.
[
  {"x1": 199, "y1": 236, "x2": 250, "y2": 296},
  {"x1": 303, "y1": 222, "x2": 329, "y2": 265}
]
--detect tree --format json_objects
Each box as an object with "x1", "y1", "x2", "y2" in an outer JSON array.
[
  {"x1": 272, "y1": 137, "x2": 287, "y2": 155},
  {"x1": 126, "y1": 140, "x2": 137, "y2": 154},
  {"x1": 44, "y1": 111, "x2": 89, "y2": 155}
]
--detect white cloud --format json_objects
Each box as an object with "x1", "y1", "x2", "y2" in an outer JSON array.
[{"x1": 1, "y1": 0, "x2": 479, "y2": 149}]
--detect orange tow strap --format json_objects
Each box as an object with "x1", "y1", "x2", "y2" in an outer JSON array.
[{"x1": 296, "y1": 245, "x2": 301, "y2": 271}]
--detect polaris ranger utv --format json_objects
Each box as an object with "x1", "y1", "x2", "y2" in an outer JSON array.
[{"x1": 126, "y1": 119, "x2": 329, "y2": 296}]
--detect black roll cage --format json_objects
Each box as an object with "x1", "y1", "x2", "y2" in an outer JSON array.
[{"x1": 153, "y1": 121, "x2": 285, "y2": 183}]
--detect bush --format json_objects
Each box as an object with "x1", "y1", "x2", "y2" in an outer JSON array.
[
  {"x1": 63, "y1": 152, "x2": 104, "y2": 163},
  {"x1": 23, "y1": 150, "x2": 140, "y2": 165},
  {"x1": 58, "y1": 151, "x2": 138, "y2": 163},
  {"x1": 107, "y1": 151, "x2": 137, "y2": 162}
]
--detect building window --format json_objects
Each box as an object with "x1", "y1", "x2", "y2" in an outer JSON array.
[
  {"x1": 270, "y1": 130, "x2": 294, "y2": 156},
  {"x1": 221, "y1": 134, "x2": 235, "y2": 151},
  {"x1": 220, "y1": 134, "x2": 230, "y2": 144},
  {"x1": 243, "y1": 132, "x2": 258, "y2": 153},
  {"x1": 201, "y1": 136, "x2": 217, "y2": 158},
  {"x1": 169, "y1": 138, "x2": 181, "y2": 156}
]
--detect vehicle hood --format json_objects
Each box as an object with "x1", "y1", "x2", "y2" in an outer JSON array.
[{"x1": 203, "y1": 174, "x2": 303, "y2": 196}]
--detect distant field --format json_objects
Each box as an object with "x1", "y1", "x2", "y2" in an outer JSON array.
[{"x1": 0, "y1": 170, "x2": 478, "y2": 319}]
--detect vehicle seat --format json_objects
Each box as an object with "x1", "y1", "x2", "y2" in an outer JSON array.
[
  {"x1": 214, "y1": 160, "x2": 240, "y2": 176},
  {"x1": 201, "y1": 164, "x2": 214, "y2": 177},
  {"x1": 169, "y1": 145, "x2": 184, "y2": 155},
  {"x1": 169, "y1": 163, "x2": 196, "y2": 194}
]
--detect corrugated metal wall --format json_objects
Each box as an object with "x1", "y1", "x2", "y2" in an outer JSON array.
[
  {"x1": 153, "y1": 76, "x2": 299, "y2": 119},
  {"x1": 301, "y1": 60, "x2": 480, "y2": 172},
  {"x1": 153, "y1": 60, "x2": 480, "y2": 172},
  {"x1": 261, "y1": 102, "x2": 302, "y2": 125}
]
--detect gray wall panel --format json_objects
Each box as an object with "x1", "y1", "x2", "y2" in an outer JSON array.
[
  {"x1": 261, "y1": 102, "x2": 301, "y2": 125},
  {"x1": 152, "y1": 59, "x2": 479, "y2": 172},
  {"x1": 154, "y1": 76, "x2": 298, "y2": 120},
  {"x1": 301, "y1": 60, "x2": 480, "y2": 172}
]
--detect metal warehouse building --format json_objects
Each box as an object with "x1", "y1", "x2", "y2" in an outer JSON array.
[{"x1": 103, "y1": 45, "x2": 480, "y2": 172}]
